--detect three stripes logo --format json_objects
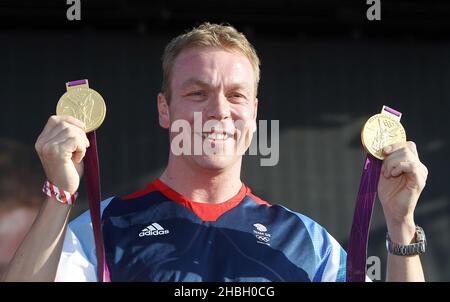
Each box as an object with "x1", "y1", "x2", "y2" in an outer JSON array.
[{"x1": 139, "y1": 222, "x2": 170, "y2": 237}]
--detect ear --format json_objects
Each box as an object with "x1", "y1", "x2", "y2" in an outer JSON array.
[{"x1": 157, "y1": 93, "x2": 170, "y2": 129}]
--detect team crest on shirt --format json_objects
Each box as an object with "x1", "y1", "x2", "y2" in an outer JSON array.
[{"x1": 253, "y1": 223, "x2": 271, "y2": 245}]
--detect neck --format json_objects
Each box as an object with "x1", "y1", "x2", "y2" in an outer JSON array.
[{"x1": 159, "y1": 156, "x2": 243, "y2": 204}]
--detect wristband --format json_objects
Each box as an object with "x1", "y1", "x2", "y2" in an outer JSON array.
[{"x1": 42, "y1": 180, "x2": 77, "y2": 205}]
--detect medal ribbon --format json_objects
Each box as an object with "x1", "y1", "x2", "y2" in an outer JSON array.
[
  {"x1": 346, "y1": 106, "x2": 401, "y2": 282},
  {"x1": 67, "y1": 80, "x2": 110, "y2": 282}
]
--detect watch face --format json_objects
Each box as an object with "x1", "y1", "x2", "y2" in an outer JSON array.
[{"x1": 416, "y1": 226, "x2": 426, "y2": 242}]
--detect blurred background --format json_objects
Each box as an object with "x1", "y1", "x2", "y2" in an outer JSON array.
[{"x1": 0, "y1": 0, "x2": 449, "y2": 281}]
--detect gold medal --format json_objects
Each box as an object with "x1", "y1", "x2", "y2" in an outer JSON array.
[
  {"x1": 361, "y1": 105, "x2": 406, "y2": 160},
  {"x1": 56, "y1": 79, "x2": 106, "y2": 133}
]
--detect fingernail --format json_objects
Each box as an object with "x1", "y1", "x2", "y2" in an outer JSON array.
[{"x1": 383, "y1": 146, "x2": 392, "y2": 153}]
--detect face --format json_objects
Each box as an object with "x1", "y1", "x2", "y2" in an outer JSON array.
[{"x1": 158, "y1": 47, "x2": 258, "y2": 171}]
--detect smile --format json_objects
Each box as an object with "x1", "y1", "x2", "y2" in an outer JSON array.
[
  {"x1": 200, "y1": 129, "x2": 236, "y2": 141},
  {"x1": 202, "y1": 132, "x2": 231, "y2": 140}
]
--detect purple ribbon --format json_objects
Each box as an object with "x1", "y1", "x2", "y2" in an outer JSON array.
[
  {"x1": 346, "y1": 155, "x2": 382, "y2": 282},
  {"x1": 68, "y1": 79, "x2": 110, "y2": 282},
  {"x1": 84, "y1": 131, "x2": 110, "y2": 282},
  {"x1": 67, "y1": 79, "x2": 87, "y2": 87},
  {"x1": 346, "y1": 106, "x2": 401, "y2": 282}
]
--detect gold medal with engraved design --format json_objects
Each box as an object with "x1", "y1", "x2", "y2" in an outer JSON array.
[
  {"x1": 56, "y1": 79, "x2": 106, "y2": 133},
  {"x1": 361, "y1": 105, "x2": 406, "y2": 160}
]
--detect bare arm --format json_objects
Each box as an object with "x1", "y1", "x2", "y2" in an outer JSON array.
[
  {"x1": 378, "y1": 142, "x2": 428, "y2": 282},
  {"x1": 387, "y1": 256, "x2": 424, "y2": 282},
  {"x1": 2, "y1": 198, "x2": 71, "y2": 281},
  {"x1": 385, "y1": 220, "x2": 424, "y2": 282},
  {"x1": 2, "y1": 115, "x2": 89, "y2": 282}
]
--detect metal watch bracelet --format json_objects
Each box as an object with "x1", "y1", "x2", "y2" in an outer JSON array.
[{"x1": 386, "y1": 225, "x2": 426, "y2": 256}]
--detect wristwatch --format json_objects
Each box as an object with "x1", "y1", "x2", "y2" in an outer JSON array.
[{"x1": 386, "y1": 226, "x2": 426, "y2": 256}]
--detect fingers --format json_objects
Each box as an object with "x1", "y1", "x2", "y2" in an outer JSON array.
[
  {"x1": 44, "y1": 121, "x2": 89, "y2": 148},
  {"x1": 47, "y1": 128, "x2": 89, "y2": 163},
  {"x1": 34, "y1": 115, "x2": 89, "y2": 194},
  {"x1": 61, "y1": 136, "x2": 87, "y2": 163},
  {"x1": 38, "y1": 115, "x2": 85, "y2": 142},
  {"x1": 36, "y1": 115, "x2": 88, "y2": 154},
  {"x1": 36, "y1": 115, "x2": 90, "y2": 166},
  {"x1": 383, "y1": 141, "x2": 418, "y2": 157},
  {"x1": 381, "y1": 141, "x2": 420, "y2": 178},
  {"x1": 381, "y1": 158, "x2": 428, "y2": 188},
  {"x1": 380, "y1": 140, "x2": 428, "y2": 188},
  {"x1": 390, "y1": 161, "x2": 417, "y2": 177},
  {"x1": 41, "y1": 134, "x2": 88, "y2": 163},
  {"x1": 382, "y1": 151, "x2": 410, "y2": 178}
]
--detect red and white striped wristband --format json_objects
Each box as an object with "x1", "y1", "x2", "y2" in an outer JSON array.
[{"x1": 42, "y1": 180, "x2": 78, "y2": 205}]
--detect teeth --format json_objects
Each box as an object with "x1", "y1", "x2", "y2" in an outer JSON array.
[{"x1": 202, "y1": 133, "x2": 228, "y2": 140}]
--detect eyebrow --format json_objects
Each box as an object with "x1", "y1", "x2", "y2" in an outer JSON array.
[
  {"x1": 180, "y1": 78, "x2": 211, "y2": 90},
  {"x1": 180, "y1": 78, "x2": 251, "y2": 93}
]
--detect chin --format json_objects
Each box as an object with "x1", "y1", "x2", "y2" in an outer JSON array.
[{"x1": 192, "y1": 154, "x2": 239, "y2": 171}]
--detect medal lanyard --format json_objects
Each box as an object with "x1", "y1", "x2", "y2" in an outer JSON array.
[
  {"x1": 346, "y1": 106, "x2": 403, "y2": 282},
  {"x1": 64, "y1": 80, "x2": 110, "y2": 282}
]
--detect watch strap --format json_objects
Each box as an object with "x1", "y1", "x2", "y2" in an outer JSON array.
[{"x1": 386, "y1": 226, "x2": 426, "y2": 256}]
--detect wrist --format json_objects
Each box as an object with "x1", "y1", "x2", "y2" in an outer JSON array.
[
  {"x1": 42, "y1": 180, "x2": 78, "y2": 205},
  {"x1": 386, "y1": 225, "x2": 426, "y2": 257},
  {"x1": 386, "y1": 217, "x2": 416, "y2": 245}
]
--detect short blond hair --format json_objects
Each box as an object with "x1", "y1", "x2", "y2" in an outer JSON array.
[{"x1": 161, "y1": 22, "x2": 261, "y2": 102}]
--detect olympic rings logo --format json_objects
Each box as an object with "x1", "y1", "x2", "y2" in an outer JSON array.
[{"x1": 256, "y1": 235, "x2": 270, "y2": 243}]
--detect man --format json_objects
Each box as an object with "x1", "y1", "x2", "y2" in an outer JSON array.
[
  {"x1": 0, "y1": 138, "x2": 45, "y2": 279},
  {"x1": 2, "y1": 23, "x2": 428, "y2": 281}
]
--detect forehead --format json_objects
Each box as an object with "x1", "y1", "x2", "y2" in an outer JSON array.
[{"x1": 171, "y1": 47, "x2": 255, "y2": 87}]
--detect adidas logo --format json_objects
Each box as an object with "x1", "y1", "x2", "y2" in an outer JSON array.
[{"x1": 139, "y1": 222, "x2": 170, "y2": 237}]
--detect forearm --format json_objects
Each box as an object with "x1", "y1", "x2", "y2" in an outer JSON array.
[
  {"x1": 2, "y1": 197, "x2": 71, "y2": 282},
  {"x1": 385, "y1": 219, "x2": 425, "y2": 282},
  {"x1": 386, "y1": 254, "x2": 424, "y2": 282}
]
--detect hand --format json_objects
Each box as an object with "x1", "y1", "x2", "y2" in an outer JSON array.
[
  {"x1": 35, "y1": 115, "x2": 90, "y2": 194},
  {"x1": 378, "y1": 141, "x2": 428, "y2": 243}
]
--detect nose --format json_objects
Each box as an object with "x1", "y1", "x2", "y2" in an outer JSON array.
[{"x1": 205, "y1": 92, "x2": 231, "y2": 121}]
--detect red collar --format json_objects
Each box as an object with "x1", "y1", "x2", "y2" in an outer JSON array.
[{"x1": 123, "y1": 178, "x2": 250, "y2": 222}]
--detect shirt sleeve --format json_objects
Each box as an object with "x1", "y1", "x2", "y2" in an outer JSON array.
[
  {"x1": 313, "y1": 234, "x2": 347, "y2": 282},
  {"x1": 313, "y1": 234, "x2": 373, "y2": 282},
  {"x1": 55, "y1": 197, "x2": 114, "y2": 282},
  {"x1": 55, "y1": 224, "x2": 97, "y2": 282},
  {"x1": 279, "y1": 206, "x2": 348, "y2": 282}
]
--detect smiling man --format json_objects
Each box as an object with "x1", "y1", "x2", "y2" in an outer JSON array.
[{"x1": 3, "y1": 23, "x2": 428, "y2": 282}]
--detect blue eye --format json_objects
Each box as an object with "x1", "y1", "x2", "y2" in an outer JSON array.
[{"x1": 189, "y1": 91, "x2": 205, "y2": 96}]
